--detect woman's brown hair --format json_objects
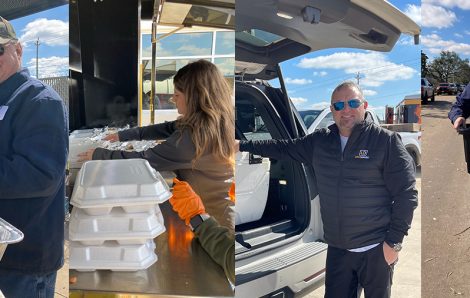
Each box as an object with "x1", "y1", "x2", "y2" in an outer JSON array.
[{"x1": 173, "y1": 60, "x2": 235, "y2": 166}]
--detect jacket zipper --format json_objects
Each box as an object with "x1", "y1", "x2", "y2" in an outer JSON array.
[{"x1": 338, "y1": 136, "x2": 344, "y2": 247}]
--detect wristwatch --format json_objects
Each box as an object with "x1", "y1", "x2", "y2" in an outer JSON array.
[
  {"x1": 387, "y1": 242, "x2": 402, "y2": 252},
  {"x1": 189, "y1": 213, "x2": 210, "y2": 231}
]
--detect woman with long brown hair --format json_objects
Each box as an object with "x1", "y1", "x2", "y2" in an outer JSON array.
[{"x1": 79, "y1": 59, "x2": 235, "y2": 229}]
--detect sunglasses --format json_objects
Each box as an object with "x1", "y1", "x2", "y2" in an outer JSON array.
[
  {"x1": 0, "y1": 41, "x2": 16, "y2": 56},
  {"x1": 332, "y1": 99, "x2": 364, "y2": 111},
  {"x1": 0, "y1": 44, "x2": 6, "y2": 56}
]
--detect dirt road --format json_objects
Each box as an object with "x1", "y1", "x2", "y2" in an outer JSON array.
[{"x1": 422, "y1": 95, "x2": 470, "y2": 297}]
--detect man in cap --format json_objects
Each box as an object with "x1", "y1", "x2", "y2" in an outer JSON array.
[{"x1": 0, "y1": 16, "x2": 68, "y2": 298}]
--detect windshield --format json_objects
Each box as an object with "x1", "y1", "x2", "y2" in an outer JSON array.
[
  {"x1": 299, "y1": 110, "x2": 322, "y2": 127},
  {"x1": 236, "y1": 29, "x2": 285, "y2": 47}
]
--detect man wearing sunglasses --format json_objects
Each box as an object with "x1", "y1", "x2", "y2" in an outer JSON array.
[
  {"x1": 0, "y1": 16, "x2": 68, "y2": 298},
  {"x1": 236, "y1": 81, "x2": 417, "y2": 298}
]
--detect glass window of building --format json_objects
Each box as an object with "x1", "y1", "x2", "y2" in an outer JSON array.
[{"x1": 140, "y1": 29, "x2": 234, "y2": 124}]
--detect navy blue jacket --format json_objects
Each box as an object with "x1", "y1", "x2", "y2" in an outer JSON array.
[
  {"x1": 0, "y1": 68, "x2": 68, "y2": 273},
  {"x1": 449, "y1": 83, "x2": 470, "y2": 123},
  {"x1": 240, "y1": 120, "x2": 417, "y2": 249}
]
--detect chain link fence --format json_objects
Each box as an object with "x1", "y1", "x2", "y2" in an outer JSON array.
[{"x1": 40, "y1": 76, "x2": 69, "y2": 109}]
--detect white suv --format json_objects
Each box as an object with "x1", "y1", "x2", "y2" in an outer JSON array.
[{"x1": 421, "y1": 78, "x2": 435, "y2": 103}]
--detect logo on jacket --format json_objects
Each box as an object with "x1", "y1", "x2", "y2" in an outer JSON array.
[{"x1": 355, "y1": 150, "x2": 369, "y2": 159}]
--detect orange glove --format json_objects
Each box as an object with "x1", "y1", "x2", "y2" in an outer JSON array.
[
  {"x1": 169, "y1": 178, "x2": 206, "y2": 225},
  {"x1": 228, "y1": 182, "x2": 235, "y2": 203}
]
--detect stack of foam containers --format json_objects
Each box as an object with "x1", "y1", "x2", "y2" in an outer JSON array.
[{"x1": 69, "y1": 159, "x2": 172, "y2": 271}]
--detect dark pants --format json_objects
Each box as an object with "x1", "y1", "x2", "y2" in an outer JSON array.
[
  {"x1": 324, "y1": 244, "x2": 395, "y2": 298},
  {"x1": 0, "y1": 270, "x2": 57, "y2": 298}
]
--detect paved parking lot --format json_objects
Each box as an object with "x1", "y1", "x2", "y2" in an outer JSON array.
[{"x1": 421, "y1": 96, "x2": 470, "y2": 297}]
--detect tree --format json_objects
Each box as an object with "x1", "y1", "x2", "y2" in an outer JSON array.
[
  {"x1": 421, "y1": 51, "x2": 428, "y2": 78},
  {"x1": 456, "y1": 62, "x2": 470, "y2": 84},
  {"x1": 428, "y1": 51, "x2": 469, "y2": 83}
]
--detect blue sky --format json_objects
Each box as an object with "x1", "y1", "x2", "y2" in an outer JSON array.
[
  {"x1": 421, "y1": 0, "x2": 470, "y2": 61},
  {"x1": 9, "y1": 5, "x2": 68, "y2": 78},
  {"x1": 276, "y1": 0, "x2": 421, "y2": 121}
]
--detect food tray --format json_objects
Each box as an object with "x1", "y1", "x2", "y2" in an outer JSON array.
[
  {"x1": 69, "y1": 206, "x2": 165, "y2": 245},
  {"x1": 69, "y1": 240, "x2": 157, "y2": 272},
  {"x1": 0, "y1": 217, "x2": 24, "y2": 261},
  {"x1": 70, "y1": 159, "x2": 171, "y2": 215}
]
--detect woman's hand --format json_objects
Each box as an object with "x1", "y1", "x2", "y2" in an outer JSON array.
[
  {"x1": 169, "y1": 178, "x2": 206, "y2": 225},
  {"x1": 77, "y1": 148, "x2": 96, "y2": 162},
  {"x1": 103, "y1": 133, "x2": 119, "y2": 142}
]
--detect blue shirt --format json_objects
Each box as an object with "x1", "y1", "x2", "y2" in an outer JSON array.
[{"x1": 0, "y1": 68, "x2": 68, "y2": 273}]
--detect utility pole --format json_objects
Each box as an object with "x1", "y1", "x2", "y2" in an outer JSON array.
[
  {"x1": 355, "y1": 71, "x2": 362, "y2": 85},
  {"x1": 34, "y1": 38, "x2": 40, "y2": 78}
]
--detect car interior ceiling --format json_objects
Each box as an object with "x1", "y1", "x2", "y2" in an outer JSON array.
[{"x1": 235, "y1": 82, "x2": 312, "y2": 254}]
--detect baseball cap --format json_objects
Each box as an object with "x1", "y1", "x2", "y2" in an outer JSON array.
[{"x1": 0, "y1": 16, "x2": 17, "y2": 45}]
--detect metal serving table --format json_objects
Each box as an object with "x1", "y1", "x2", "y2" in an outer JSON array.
[
  {"x1": 69, "y1": 200, "x2": 233, "y2": 297},
  {"x1": 68, "y1": 169, "x2": 233, "y2": 297}
]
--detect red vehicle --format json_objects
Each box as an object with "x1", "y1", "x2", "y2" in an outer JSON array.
[{"x1": 436, "y1": 83, "x2": 456, "y2": 95}]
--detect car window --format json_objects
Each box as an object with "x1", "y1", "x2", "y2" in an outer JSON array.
[
  {"x1": 299, "y1": 110, "x2": 322, "y2": 127},
  {"x1": 315, "y1": 112, "x2": 334, "y2": 131},
  {"x1": 236, "y1": 99, "x2": 272, "y2": 141}
]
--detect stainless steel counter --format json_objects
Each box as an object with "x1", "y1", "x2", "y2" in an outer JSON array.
[{"x1": 69, "y1": 201, "x2": 234, "y2": 297}]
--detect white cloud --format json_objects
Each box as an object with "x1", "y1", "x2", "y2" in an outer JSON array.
[
  {"x1": 465, "y1": 30, "x2": 470, "y2": 36},
  {"x1": 297, "y1": 52, "x2": 416, "y2": 88},
  {"x1": 143, "y1": 43, "x2": 173, "y2": 57},
  {"x1": 422, "y1": 34, "x2": 470, "y2": 55},
  {"x1": 404, "y1": 4, "x2": 421, "y2": 26},
  {"x1": 309, "y1": 101, "x2": 330, "y2": 110},
  {"x1": 176, "y1": 44, "x2": 210, "y2": 56},
  {"x1": 26, "y1": 56, "x2": 68, "y2": 78},
  {"x1": 363, "y1": 89, "x2": 378, "y2": 96},
  {"x1": 421, "y1": 4, "x2": 456, "y2": 28},
  {"x1": 19, "y1": 18, "x2": 68, "y2": 47},
  {"x1": 423, "y1": 0, "x2": 470, "y2": 10},
  {"x1": 398, "y1": 36, "x2": 415, "y2": 46},
  {"x1": 454, "y1": 33, "x2": 464, "y2": 38},
  {"x1": 285, "y1": 78, "x2": 312, "y2": 85},
  {"x1": 290, "y1": 97, "x2": 308, "y2": 108},
  {"x1": 313, "y1": 71, "x2": 328, "y2": 77}
]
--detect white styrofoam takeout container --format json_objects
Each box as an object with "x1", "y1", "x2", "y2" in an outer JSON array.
[
  {"x1": 69, "y1": 240, "x2": 157, "y2": 272},
  {"x1": 69, "y1": 138, "x2": 103, "y2": 169},
  {"x1": 69, "y1": 205, "x2": 165, "y2": 245},
  {"x1": 0, "y1": 217, "x2": 24, "y2": 261},
  {"x1": 235, "y1": 151, "x2": 271, "y2": 225},
  {"x1": 70, "y1": 159, "x2": 171, "y2": 215}
]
